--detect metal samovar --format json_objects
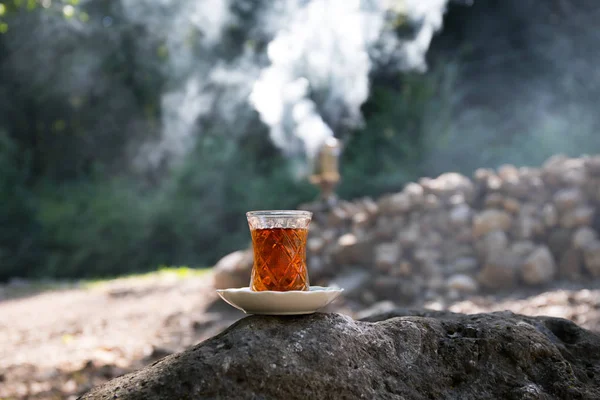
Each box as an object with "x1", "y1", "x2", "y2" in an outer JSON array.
[{"x1": 309, "y1": 137, "x2": 342, "y2": 209}]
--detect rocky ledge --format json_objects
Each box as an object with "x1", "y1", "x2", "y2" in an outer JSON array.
[{"x1": 80, "y1": 310, "x2": 600, "y2": 399}]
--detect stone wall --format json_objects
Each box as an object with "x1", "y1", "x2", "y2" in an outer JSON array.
[{"x1": 214, "y1": 154, "x2": 600, "y2": 305}]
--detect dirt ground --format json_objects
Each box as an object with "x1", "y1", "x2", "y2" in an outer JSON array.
[{"x1": 1, "y1": 273, "x2": 599, "y2": 399}]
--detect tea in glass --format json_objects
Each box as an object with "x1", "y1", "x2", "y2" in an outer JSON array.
[{"x1": 247, "y1": 210, "x2": 312, "y2": 291}]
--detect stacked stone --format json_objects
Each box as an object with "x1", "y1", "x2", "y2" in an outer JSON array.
[{"x1": 214, "y1": 154, "x2": 600, "y2": 306}]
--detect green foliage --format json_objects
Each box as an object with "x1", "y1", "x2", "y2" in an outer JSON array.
[
  {"x1": 149, "y1": 132, "x2": 317, "y2": 267},
  {"x1": 0, "y1": 132, "x2": 42, "y2": 280},
  {"x1": 2, "y1": 130, "x2": 316, "y2": 280},
  {"x1": 0, "y1": 0, "x2": 165, "y2": 181},
  {"x1": 5, "y1": 0, "x2": 600, "y2": 281},
  {"x1": 36, "y1": 177, "x2": 157, "y2": 278},
  {"x1": 0, "y1": 0, "x2": 87, "y2": 34},
  {"x1": 0, "y1": 0, "x2": 317, "y2": 280},
  {"x1": 339, "y1": 71, "x2": 445, "y2": 198}
]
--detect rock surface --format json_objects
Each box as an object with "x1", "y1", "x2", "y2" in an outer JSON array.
[
  {"x1": 521, "y1": 246, "x2": 557, "y2": 285},
  {"x1": 446, "y1": 274, "x2": 479, "y2": 293},
  {"x1": 80, "y1": 311, "x2": 600, "y2": 400},
  {"x1": 213, "y1": 249, "x2": 253, "y2": 289}
]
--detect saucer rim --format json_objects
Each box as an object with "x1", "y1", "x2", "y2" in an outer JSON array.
[
  {"x1": 216, "y1": 286, "x2": 344, "y2": 315},
  {"x1": 216, "y1": 286, "x2": 343, "y2": 294}
]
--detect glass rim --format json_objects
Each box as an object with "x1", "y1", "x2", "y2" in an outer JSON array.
[{"x1": 246, "y1": 210, "x2": 312, "y2": 218}]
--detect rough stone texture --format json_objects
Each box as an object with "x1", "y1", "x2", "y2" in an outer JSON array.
[{"x1": 80, "y1": 311, "x2": 600, "y2": 400}]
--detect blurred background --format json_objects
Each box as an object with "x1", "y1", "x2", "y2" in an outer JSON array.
[
  {"x1": 3, "y1": 0, "x2": 600, "y2": 398},
  {"x1": 3, "y1": 0, "x2": 600, "y2": 280}
]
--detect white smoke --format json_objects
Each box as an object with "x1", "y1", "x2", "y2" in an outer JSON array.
[
  {"x1": 250, "y1": 0, "x2": 449, "y2": 160},
  {"x1": 394, "y1": 0, "x2": 448, "y2": 71},
  {"x1": 122, "y1": 0, "x2": 237, "y2": 168},
  {"x1": 250, "y1": 0, "x2": 380, "y2": 159},
  {"x1": 158, "y1": 77, "x2": 213, "y2": 163},
  {"x1": 122, "y1": 0, "x2": 449, "y2": 168}
]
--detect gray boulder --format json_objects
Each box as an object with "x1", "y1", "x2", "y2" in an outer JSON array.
[
  {"x1": 521, "y1": 245, "x2": 557, "y2": 285},
  {"x1": 472, "y1": 209, "x2": 513, "y2": 238},
  {"x1": 213, "y1": 249, "x2": 253, "y2": 289},
  {"x1": 477, "y1": 252, "x2": 520, "y2": 290},
  {"x1": 80, "y1": 311, "x2": 600, "y2": 400}
]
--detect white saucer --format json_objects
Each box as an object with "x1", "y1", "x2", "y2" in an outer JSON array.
[{"x1": 216, "y1": 286, "x2": 344, "y2": 315}]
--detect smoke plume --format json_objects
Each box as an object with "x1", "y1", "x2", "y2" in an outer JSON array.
[
  {"x1": 1, "y1": 0, "x2": 451, "y2": 171},
  {"x1": 249, "y1": 0, "x2": 449, "y2": 161},
  {"x1": 421, "y1": 0, "x2": 600, "y2": 176}
]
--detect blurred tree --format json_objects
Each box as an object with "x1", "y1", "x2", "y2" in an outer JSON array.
[
  {"x1": 0, "y1": 132, "x2": 42, "y2": 280},
  {"x1": 3, "y1": 0, "x2": 600, "y2": 280}
]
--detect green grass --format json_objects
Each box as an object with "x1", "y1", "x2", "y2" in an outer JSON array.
[
  {"x1": 81, "y1": 265, "x2": 212, "y2": 288},
  {"x1": 1, "y1": 266, "x2": 213, "y2": 299}
]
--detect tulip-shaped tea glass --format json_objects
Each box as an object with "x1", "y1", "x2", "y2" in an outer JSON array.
[{"x1": 247, "y1": 210, "x2": 312, "y2": 291}]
